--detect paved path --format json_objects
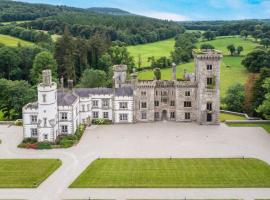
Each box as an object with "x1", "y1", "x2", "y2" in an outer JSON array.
[{"x1": 0, "y1": 122, "x2": 270, "y2": 200}]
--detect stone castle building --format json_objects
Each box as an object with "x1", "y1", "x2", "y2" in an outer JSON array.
[{"x1": 23, "y1": 50, "x2": 222, "y2": 142}]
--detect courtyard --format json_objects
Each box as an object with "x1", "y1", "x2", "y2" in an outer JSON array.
[{"x1": 0, "y1": 122, "x2": 270, "y2": 199}]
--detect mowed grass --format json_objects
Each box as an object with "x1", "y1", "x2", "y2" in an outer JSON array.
[
  {"x1": 0, "y1": 159, "x2": 61, "y2": 188},
  {"x1": 127, "y1": 38, "x2": 174, "y2": 67},
  {"x1": 0, "y1": 34, "x2": 33, "y2": 47},
  {"x1": 228, "y1": 123, "x2": 270, "y2": 134},
  {"x1": 220, "y1": 113, "x2": 246, "y2": 122},
  {"x1": 70, "y1": 158, "x2": 270, "y2": 188}
]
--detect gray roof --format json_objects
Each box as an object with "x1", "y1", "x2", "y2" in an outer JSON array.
[
  {"x1": 57, "y1": 91, "x2": 78, "y2": 106},
  {"x1": 74, "y1": 86, "x2": 133, "y2": 97}
]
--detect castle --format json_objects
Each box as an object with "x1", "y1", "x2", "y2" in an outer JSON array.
[{"x1": 23, "y1": 50, "x2": 222, "y2": 142}]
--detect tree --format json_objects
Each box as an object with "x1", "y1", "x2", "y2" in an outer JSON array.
[
  {"x1": 227, "y1": 44, "x2": 236, "y2": 56},
  {"x1": 0, "y1": 79, "x2": 36, "y2": 119},
  {"x1": 241, "y1": 49, "x2": 270, "y2": 72},
  {"x1": 256, "y1": 78, "x2": 270, "y2": 119},
  {"x1": 244, "y1": 73, "x2": 257, "y2": 115},
  {"x1": 138, "y1": 54, "x2": 142, "y2": 68},
  {"x1": 224, "y1": 83, "x2": 245, "y2": 112},
  {"x1": 261, "y1": 38, "x2": 270, "y2": 48},
  {"x1": 30, "y1": 51, "x2": 57, "y2": 84},
  {"x1": 240, "y1": 30, "x2": 248, "y2": 40},
  {"x1": 236, "y1": 46, "x2": 244, "y2": 55},
  {"x1": 79, "y1": 69, "x2": 107, "y2": 88},
  {"x1": 154, "y1": 68, "x2": 161, "y2": 80},
  {"x1": 203, "y1": 30, "x2": 216, "y2": 41},
  {"x1": 54, "y1": 26, "x2": 76, "y2": 82},
  {"x1": 200, "y1": 44, "x2": 215, "y2": 50},
  {"x1": 0, "y1": 46, "x2": 22, "y2": 80}
]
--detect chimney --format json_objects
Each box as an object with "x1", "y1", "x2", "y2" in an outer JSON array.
[
  {"x1": 172, "y1": 63, "x2": 176, "y2": 80},
  {"x1": 60, "y1": 76, "x2": 64, "y2": 91},
  {"x1": 68, "y1": 79, "x2": 73, "y2": 91},
  {"x1": 42, "y1": 70, "x2": 52, "y2": 86}
]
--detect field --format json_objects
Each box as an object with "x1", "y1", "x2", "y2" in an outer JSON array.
[
  {"x1": 220, "y1": 113, "x2": 246, "y2": 122},
  {"x1": 0, "y1": 34, "x2": 33, "y2": 47},
  {"x1": 132, "y1": 36, "x2": 257, "y2": 98},
  {"x1": 70, "y1": 158, "x2": 270, "y2": 188},
  {"x1": 228, "y1": 123, "x2": 270, "y2": 133},
  {"x1": 0, "y1": 159, "x2": 61, "y2": 188}
]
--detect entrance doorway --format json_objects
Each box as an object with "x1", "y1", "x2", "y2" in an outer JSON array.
[
  {"x1": 162, "y1": 110, "x2": 167, "y2": 121},
  {"x1": 207, "y1": 113, "x2": 212, "y2": 122}
]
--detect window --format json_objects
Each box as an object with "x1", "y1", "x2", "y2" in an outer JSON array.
[
  {"x1": 87, "y1": 104, "x2": 90, "y2": 111},
  {"x1": 154, "y1": 112, "x2": 159, "y2": 119},
  {"x1": 184, "y1": 101, "x2": 192, "y2": 107},
  {"x1": 119, "y1": 102, "x2": 128, "y2": 109},
  {"x1": 161, "y1": 97, "x2": 168, "y2": 103},
  {"x1": 207, "y1": 64, "x2": 213, "y2": 70},
  {"x1": 61, "y1": 125, "x2": 68, "y2": 133},
  {"x1": 154, "y1": 101, "x2": 159, "y2": 107},
  {"x1": 141, "y1": 112, "x2": 147, "y2": 119},
  {"x1": 207, "y1": 102, "x2": 212, "y2": 111},
  {"x1": 170, "y1": 112, "x2": 175, "y2": 119},
  {"x1": 102, "y1": 99, "x2": 109, "y2": 107},
  {"x1": 155, "y1": 91, "x2": 158, "y2": 96},
  {"x1": 42, "y1": 94, "x2": 46, "y2": 103},
  {"x1": 82, "y1": 105, "x2": 85, "y2": 112},
  {"x1": 103, "y1": 112, "x2": 109, "y2": 119},
  {"x1": 207, "y1": 113, "x2": 212, "y2": 122},
  {"x1": 170, "y1": 101, "x2": 175, "y2": 106},
  {"x1": 141, "y1": 102, "x2": 147, "y2": 108},
  {"x1": 119, "y1": 113, "x2": 128, "y2": 121},
  {"x1": 207, "y1": 77, "x2": 213, "y2": 85},
  {"x1": 44, "y1": 134, "x2": 48, "y2": 140},
  {"x1": 61, "y1": 112, "x2": 68, "y2": 120},
  {"x1": 141, "y1": 91, "x2": 146, "y2": 96},
  {"x1": 92, "y1": 100, "x2": 98, "y2": 108},
  {"x1": 44, "y1": 118, "x2": 47, "y2": 126},
  {"x1": 185, "y1": 112, "x2": 191, "y2": 120},
  {"x1": 161, "y1": 91, "x2": 167, "y2": 96},
  {"x1": 185, "y1": 91, "x2": 191, "y2": 96},
  {"x1": 31, "y1": 115, "x2": 37, "y2": 123},
  {"x1": 93, "y1": 111, "x2": 99, "y2": 119},
  {"x1": 31, "y1": 128, "x2": 38, "y2": 137}
]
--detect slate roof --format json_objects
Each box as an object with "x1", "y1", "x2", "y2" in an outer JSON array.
[
  {"x1": 115, "y1": 86, "x2": 133, "y2": 96},
  {"x1": 57, "y1": 91, "x2": 78, "y2": 106},
  {"x1": 74, "y1": 86, "x2": 133, "y2": 97},
  {"x1": 24, "y1": 102, "x2": 38, "y2": 110}
]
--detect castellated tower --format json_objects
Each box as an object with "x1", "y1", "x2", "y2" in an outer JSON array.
[
  {"x1": 193, "y1": 49, "x2": 222, "y2": 125},
  {"x1": 113, "y1": 64, "x2": 127, "y2": 88},
  {"x1": 37, "y1": 70, "x2": 58, "y2": 142}
]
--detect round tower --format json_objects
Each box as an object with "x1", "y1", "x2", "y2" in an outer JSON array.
[{"x1": 37, "y1": 70, "x2": 58, "y2": 142}]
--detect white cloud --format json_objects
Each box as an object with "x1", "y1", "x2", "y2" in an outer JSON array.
[{"x1": 138, "y1": 11, "x2": 190, "y2": 21}]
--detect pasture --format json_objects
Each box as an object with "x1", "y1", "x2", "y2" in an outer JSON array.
[{"x1": 0, "y1": 34, "x2": 33, "y2": 47}]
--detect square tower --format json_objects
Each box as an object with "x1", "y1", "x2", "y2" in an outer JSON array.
[
  {"x1": 193, "y1": 49, "x2": 222, "y2": 125},
  {"x1": 113, "y1": 65, "x2": 127, "y2": 88}
]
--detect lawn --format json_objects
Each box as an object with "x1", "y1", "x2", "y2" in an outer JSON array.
[
  {"x1": 228, "y1": 123, "x2": 270, "y2": 134},
  {"x1": 0, "y1": 159, "x2": 61, "y2": 188},
  {"x1": 0, "y1": 34, "x2": 33, "y2": 47},
  {"x1": 70, "y1": 158, "x2": 270, "y2": 188},
  {"x1": 220, "y1": 113, "x2": 246, "y2": 122}
]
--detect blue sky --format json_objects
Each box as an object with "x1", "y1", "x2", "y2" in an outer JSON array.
[{"x1": 17, "y1": 0, "x2": 270, "y2": 21}]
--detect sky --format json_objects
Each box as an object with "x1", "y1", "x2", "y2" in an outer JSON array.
[{"x1": 16, "y1": 0, "x2": 270, "y2": 21}]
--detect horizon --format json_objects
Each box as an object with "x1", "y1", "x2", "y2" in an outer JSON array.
[{"x1": 15, "y1": 0, "x2": 270, "y2": 21}]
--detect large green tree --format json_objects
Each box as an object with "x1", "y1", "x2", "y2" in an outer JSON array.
[
  {"x1": 256, "y1": 78, "x2": 270, "y2": 119},
  {"x1": 30, "y1": 51, "x2": 57, "y2": 84},
  {"x1": 79, "y1": 69, "x2": 107, "y2": 88},
  {"x1": 224, "y1": 83, "x2": 245, "y2": 112}
]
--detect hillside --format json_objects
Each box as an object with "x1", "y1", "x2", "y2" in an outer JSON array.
[
  {"x1": 0, "y1": 34, "x2": 33, "y2": 46},
  {"x1": 87, "y1": 7, "x2": 131, "y2": 15}
]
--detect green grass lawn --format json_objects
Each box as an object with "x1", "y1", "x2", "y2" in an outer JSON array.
[
  {"x1": 70, "y1": 158, "x2": 270, "y2": 188},
  {"x1": 0, "y1": 34, "x2": 33, "y2": 47},
  {"x1": 228, "y1": 123, "x2": 270, "y2": 134},
  {"x1": 220, "y1": 113, "x2": 246, "y2": 122},
  {"x1": 0, "y1": 159, "x2": 61, "y2": 188},
  {"x1": 0, "y1": 111, "x2": 4, "y2": 121}
]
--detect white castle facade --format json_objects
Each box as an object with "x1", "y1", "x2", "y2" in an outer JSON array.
[{"x1": 23, "y1": 50, "x2": 222, "y2": 142}]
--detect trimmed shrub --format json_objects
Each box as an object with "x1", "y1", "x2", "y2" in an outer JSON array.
[
  {"x1": 59, "y1": 138, "x2": 74, "y2": 148},
  {"x1": 37, "y1": 142, "x2": 52, "y2": 149}
]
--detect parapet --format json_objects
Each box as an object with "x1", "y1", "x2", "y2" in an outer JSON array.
[
  {"x1": 113, "y1": 64, "x2": 127, "y2": 72},
  {"x1": 193, "y1": 49, "x2": 223, "y2": 60}
]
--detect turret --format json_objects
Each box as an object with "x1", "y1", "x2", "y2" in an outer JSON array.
[
  {"x1": 193, "y1": 49, "x2": 222, "y2": 125},
  {"x1": 37, "y1": 70, "x2": 58, "y2": 142},
  {"x1": 113, "y1": 64, "x2": 127, "y2": 88}
]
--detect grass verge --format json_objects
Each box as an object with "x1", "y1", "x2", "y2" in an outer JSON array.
[
  {"x1": 227, "y1": 123, "x2": 270, "y2": 133},
  {"x1": 0, "y1": 159, "x2": 61, "y2": 188},
  {"x1": 70, "y1": 158, "x2": 270, "y2": 188},
  {"x1": 220, "y1": 113, "x2": 246, "y2": 122}
]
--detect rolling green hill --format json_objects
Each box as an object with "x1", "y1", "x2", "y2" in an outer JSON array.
[
  {"x1": 0, "y1": 34, "x2": 33, "y2": 46},
  {"x1": 131, "y1": 35, "x2": 258, "y2": 98}
]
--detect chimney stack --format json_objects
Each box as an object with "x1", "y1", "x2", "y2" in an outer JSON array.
[
  {"x1": 172, "y1": 63, "x2": 176, "y2": 80},
  {"x1": 68, "y1": 79, "x2": 73, "y2": 90}
]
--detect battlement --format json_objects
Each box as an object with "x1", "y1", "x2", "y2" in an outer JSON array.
[
  {"x1": 113, "y1": 64, "x2": 127, "y2": 72},
  {"x1": 193, "y1": 49, "x2": 223, "y2": 60}
]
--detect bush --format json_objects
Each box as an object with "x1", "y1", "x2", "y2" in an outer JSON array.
[
  {"x1": 37, "y1": 142, "x2": 52, "y2": 149},
  {"x1": 14, "y1": 119, "x2": 23, "y2": 126},
  {"x1": 92, "y1": 119, "x2": 112, "y2": 125},
  {"x1": 59, "y1": 138, "x2": 75, "y2": 148},
  {"x1": 23, "y1": 137, "x2": 37, "y2": 144}
]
